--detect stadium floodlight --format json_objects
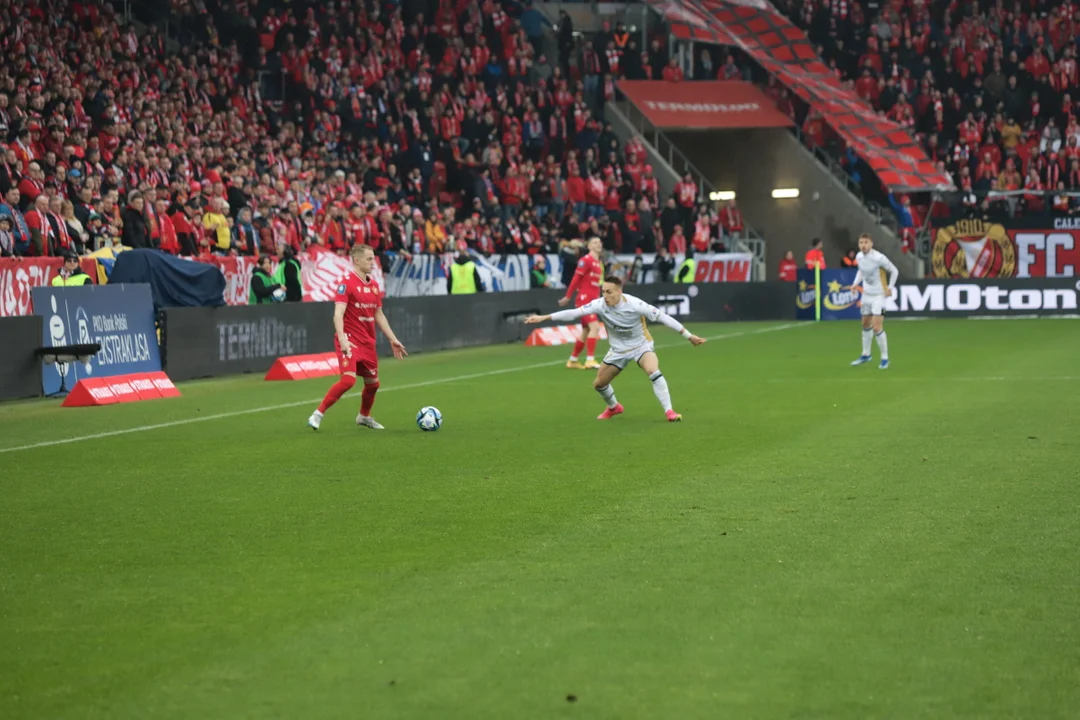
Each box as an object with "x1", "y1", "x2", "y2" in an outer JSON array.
[
  {"x1": 771, "y1": 188, "x2": 800, "y2": 199},
  {"x1": 709, "y1": 191, "x2": 736, "y2": 201}
]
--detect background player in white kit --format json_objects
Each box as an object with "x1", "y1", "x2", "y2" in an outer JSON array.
[
  {"x1": 850, "y1": 233, "x2": 899, "y2": 369},
  {"x1": 525, "y1": 276, "x2": 706, "y2": 421}
]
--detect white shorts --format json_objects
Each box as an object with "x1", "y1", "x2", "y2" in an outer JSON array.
[
  {"x1": 602, "y1": 341, "x2": 655, "y2": 370},
  {"x1": 861, "y1": 295, "x2": 886, "y2": 316}
]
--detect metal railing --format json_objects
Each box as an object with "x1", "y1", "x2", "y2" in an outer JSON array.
[
  {"x1": 537, "y1": 2, "x2": 653, "y2": 46},
  {"x1": 788, "y1": 125, "x2": 901, "y2": 236},
  {"x1": 614, "y1": 100, "x2": 769, "y2": 281}
]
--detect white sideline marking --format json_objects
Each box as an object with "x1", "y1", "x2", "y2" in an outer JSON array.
[{"x1": 0, "y1": 323, "x2": 809, "y2": 455}]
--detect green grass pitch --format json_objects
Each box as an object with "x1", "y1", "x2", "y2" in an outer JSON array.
[{"x1": 1, "y1": 318, "x2": 1079, "y2": 719}]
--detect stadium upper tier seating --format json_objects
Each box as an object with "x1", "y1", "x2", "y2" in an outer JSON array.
[
  {"x1": 0, "y1": 0, "x2": 749, "y2": 261},
  {"x1": 775, "y1": 0, "x2": 1080, "y2": 223}
]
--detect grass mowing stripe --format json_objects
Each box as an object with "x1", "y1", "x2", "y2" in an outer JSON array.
[
  {"x1": 764, "y1": 375, "x2": 1080, "y2": 383},
  {"x1": 0, "y1": 322, "x2": 807, "y2": 455}
]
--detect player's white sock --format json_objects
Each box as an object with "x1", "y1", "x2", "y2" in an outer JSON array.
[
  {"x1": 312, "y1": 410, "x2": 323, "y2": 419},
  {"x1": 586, "y1": 356, "x2": 595, "y2": 362},
  {"x1": 649, "y1": 371, "x2": 673, "y2": 412},
  {"x1": 861, "y1": 328, "x2": 873, "y2": 356},
  {"x1": 568, "y1": 355, "x2": 579, "y2": 362},
  {"x1": 875, "y1": 330, "x2": 888, "y2": 360},
  {"x1": 595, "y1": 384, "x2": 618, "y2": 409}
]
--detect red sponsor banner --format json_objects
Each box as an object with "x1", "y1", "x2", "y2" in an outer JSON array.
[
  {"x1": 694, "y1": 254, "x2": 753, "y2": 282},
  {"x1": 300, "y1": 245, "x2": 385, "y2": 301},
  {"x1": 195, "y1": 246, "x2": 384, "y2": 306},
  {"x1": 264, "y1": 351, "x2": 340, "y2": 380},
  {"x1": 2, "y1": 246, "x2": 380, "y2": 317},
  {"x1": 197, "y1": 255, "x2": 261, "y2": 306},
  {"x1": 617, "y1": 80, "x2": 794, "y2": 130},
  {"x1": 0, "y1": 257, "x2": 100, "y2": 317},
  {"x1": 524, "y1": 325, "x2": 608, "y2": 347},
  {"x1": 61, "y1": 371, "x2": 180, "y2": 407},
  {"x1": 932, "y1": 218, "x2": 1080, "y2": 278}
]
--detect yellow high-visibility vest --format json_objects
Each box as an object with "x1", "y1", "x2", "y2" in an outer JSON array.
[
  {"x1": 675, "y1": 259, "x2": 696, "y2": 283},
  {"x1": 450, "y1": 262, "x2": 478, "y2": 294},
  {"x1": 51, "y1": 273, "x2": 92, "y2": 286}
]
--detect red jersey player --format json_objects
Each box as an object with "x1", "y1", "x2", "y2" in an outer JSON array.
[
  {"x1": 308, "y1": 245, "x2": 407, "y2": 431},
  {"x1": 559, "y1": 236, "x2": 604, "y2": 369}
]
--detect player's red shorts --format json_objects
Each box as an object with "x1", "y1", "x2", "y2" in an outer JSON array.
[
  {"x1": 335, "y1": 337, "x2": 379, "y2": 379},
  {"x1": 578, "y1": 294, "x2": 600, "y2": 326}
]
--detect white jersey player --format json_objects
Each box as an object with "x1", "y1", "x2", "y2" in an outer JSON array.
[
  {"x1": 525, "y1": 276, "x2": 706, "y2": 421},
  {"x1": 850, "y1": 233, "x2": 899, "y2": 369}
]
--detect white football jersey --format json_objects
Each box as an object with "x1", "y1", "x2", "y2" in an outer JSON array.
[
  {"x1": 856, "y1": 249, "x2": 898, "y2": 296},
  {"x1": 577, "y1": 294, "x2": 663, "y2": 354}
]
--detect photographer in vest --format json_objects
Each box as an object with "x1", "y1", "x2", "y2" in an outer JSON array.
[
  {"x1": 447, "y1": 250, "x2": 485, "y2": 295},
  {"x1": 51, "y1": 251, "x2": 92, "y2": 286}
]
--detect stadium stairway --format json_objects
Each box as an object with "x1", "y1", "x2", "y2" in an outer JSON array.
[
  {"x1": 606, "y1": 100, "x2": 768, "y2": 281},
  {"x1": 610, "y1": 98, "x2": 920, "y2": 277}
]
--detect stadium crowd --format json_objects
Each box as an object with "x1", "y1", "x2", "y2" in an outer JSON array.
[
  {"x1": 778, "y1": 0, "x2": 1080, "y2": 230},
  {"x1": 645, "y1": 0, "x2": 1080, "y2": 251},
  {"x1": 2, "y1": 0, "x2": 1075, "y2": 267},
  {"x1": 0, "y1": 0, "x2": 753, "y2": 265}
]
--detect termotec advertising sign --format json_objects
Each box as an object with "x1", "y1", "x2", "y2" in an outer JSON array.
[
  {"x1": 31, "y1": 284, "x2": 162, "y2": 395},
  {"x1": 163, "y1": 302, "x2": 335, "y2": 381},
  {"x1": 616, "y1": 80, "x2": 796, "y2": 130},
  {"x1": 884, "y1": 280, "x2": 1079, "y2": 315},
  {"x1": 795, "y1": 269, "x2": 1080, "y2": 319}
]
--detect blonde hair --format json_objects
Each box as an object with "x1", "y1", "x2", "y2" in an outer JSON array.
[{"x1": 350, "y1": 244, "x2": 374, "y2": 260}]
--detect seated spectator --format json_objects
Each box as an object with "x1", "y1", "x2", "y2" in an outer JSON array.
[{"x1": 0, "y1": 215, "x2": 14, "y2": 257}]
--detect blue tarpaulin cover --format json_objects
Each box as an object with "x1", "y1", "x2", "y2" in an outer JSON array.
[{"x1": 108, "y1": 249, "x2": 226, "y2": 311}]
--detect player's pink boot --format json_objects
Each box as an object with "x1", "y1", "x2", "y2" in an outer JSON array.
[
  {"x1": 597, "y1": 403, "x2": 624, "y2": 420},
  {"x1": 665, "y1": 410, "x2": 683, "y2": 422}
]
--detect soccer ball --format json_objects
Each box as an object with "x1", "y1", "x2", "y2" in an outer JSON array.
[
  {"x1": 272, "y1": 287, "x2": 287, "y2": 302},
  {"x1": 416, "y1": 406, "x2": 442, "y2": 432}
]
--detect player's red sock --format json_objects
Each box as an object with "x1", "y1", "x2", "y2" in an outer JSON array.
[
  {"x1": 360, "y1": 381, "x2": 380, "y2": 416},
  {"x1": 586, "y1": 337, "x2": 598, "y2": 358},
  {"x1": 570, "y1": 340, "x2": 585, "y2": 360},
  {"x1": 318, "y1": 374, "x2": 356, "y2": 413}
]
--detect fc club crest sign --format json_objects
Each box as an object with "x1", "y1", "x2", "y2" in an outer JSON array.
[{"x1": 932, "y1": 218, "x2": 1017, "y2": 278}]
